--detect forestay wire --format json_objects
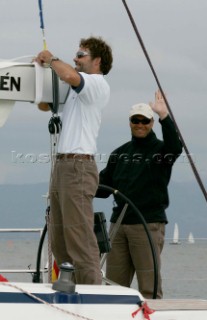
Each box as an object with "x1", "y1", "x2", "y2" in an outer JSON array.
[
  {"x1": 37, "y1": 0, "x2": 59, "y2": 283},
  {"x1": 122, "y1": 0, "x2": 207, "y2": 202}
]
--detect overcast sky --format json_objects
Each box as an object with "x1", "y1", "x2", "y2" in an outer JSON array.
[{"x1": 0, "y1": 0, "x2": 207, "y2": 199}]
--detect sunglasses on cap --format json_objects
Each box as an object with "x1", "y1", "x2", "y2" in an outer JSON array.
[
  {"x1": 130, "y1": 117, "x2": 152, "y2": 125},
  {"x1": 76, "y1": 51, "x2": 90, "y2": 58}
]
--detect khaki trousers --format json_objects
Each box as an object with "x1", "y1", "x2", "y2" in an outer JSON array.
[
  {"x1": 49, "y1": 158, "x2": 102, "y2": 284},
  {"x1": 106, "y1": 223, "x2": 165, "y2": 298}
]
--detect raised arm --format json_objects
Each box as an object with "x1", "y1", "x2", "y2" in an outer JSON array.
[
  {"x1": 35, "y1": 50, "x2": 81, "y2": 87},
  {"x1": 149, "y1": 90, "x2": 169, "y2": 120}
]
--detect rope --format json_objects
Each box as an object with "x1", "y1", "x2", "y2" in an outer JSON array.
[
  {"x1": 122, "y1": 0, "x2": 207, "y2": 202},
  {"x1": 100, "y1": 203, "x2": 128, "y2": 268},
  {"x1": 0, "y1": 282, "x2": 94, "y2": 320},
  {"x1": 46, "y1": 130, "x2": 60, "y2": 283},
  {"x1": 0, "y1": 55, "x2": 35, "y2": 62},
  {"x1": 109, "y1": 203, "x2": 128, "y2": 242},
  {"x1": 46, "y1": 207, "x2": 52, "y2": 283}
]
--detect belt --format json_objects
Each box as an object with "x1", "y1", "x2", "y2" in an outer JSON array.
[{"x1": 56, "y1": 153, "x2": 94, "y2": 161}]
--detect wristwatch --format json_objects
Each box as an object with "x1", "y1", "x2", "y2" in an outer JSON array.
[{"x1": 49, "y1": 56, "x2": 60, "y2": 68}]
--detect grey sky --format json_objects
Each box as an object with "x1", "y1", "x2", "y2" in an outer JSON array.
[{"x1": 0, "y1": 0, "x2": 207, "y2": 195}]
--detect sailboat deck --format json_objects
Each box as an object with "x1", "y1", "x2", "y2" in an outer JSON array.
[{"x1": 147, "y1": 299, "x2": 207, "y2": 310}]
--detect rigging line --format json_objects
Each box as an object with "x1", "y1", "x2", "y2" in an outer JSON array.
[
  {"x1": 38, "y1": 0, "x2": 47, "y2": 50},
  {"x1": 122, "y1": 0, "x2": 207, "y2": 202}
]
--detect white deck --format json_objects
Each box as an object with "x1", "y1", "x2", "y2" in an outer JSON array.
[
  {"x1": 1, "y1": 282, "x2": 207, "y2": 320},
  {"x1": 148, "y1": 298, "x2": 207, "y2": 310}
]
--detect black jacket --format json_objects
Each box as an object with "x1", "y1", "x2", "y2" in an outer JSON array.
[{"x1": 96, "y1": 115, "x2": 183, "y2": 224}]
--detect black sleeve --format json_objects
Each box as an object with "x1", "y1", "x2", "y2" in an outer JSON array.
[
  {"x1": 95, "y1": 153, "x2": 118, "y2": 198},
  {"x1": 160, "y1": 115, "x2": 183, "y2": 158}
]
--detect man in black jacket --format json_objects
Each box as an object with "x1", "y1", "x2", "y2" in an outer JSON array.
[{"x1": 96, "y1": 90, "x2": 182, "y2": 298}]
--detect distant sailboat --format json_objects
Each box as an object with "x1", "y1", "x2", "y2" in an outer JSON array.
[
  {"x1": 188, "y1": 232, "x2": 195, "y2": 244},
  {"x1": 170, "y1": 223, "x2": 181, "y2": 244}
]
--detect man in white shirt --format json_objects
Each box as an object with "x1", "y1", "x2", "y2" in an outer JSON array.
[{"x1": 36, "y1": 36, "x2": 113, "y2": 284}]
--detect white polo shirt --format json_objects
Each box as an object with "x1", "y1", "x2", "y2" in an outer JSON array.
[{"x1": 57, "y1": 72, "x2": 110, "y2": 155}]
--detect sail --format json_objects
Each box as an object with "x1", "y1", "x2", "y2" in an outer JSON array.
[
  {"x1": 173, "y1": 223, "x2": 179, "y2": 243},
  {"x1": 171, "y1": 223, "x2": 181, "y2": 244},
  {"x1": 188, "y1": 232, "x2": 195, "y2": 244}
]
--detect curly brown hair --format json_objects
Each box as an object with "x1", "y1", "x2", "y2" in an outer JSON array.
[{"x1": 79, "y1": 37, "x2": 113, "y2": 75}]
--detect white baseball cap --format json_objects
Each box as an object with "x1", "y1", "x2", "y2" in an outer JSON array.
[{"x1": 129, "y1": 103, "x2": 154, "y2": 119}]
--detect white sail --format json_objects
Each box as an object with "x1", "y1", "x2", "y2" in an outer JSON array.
[
  {"x1": 170, "y1": 223, "x2": 181, "y2": 244},
  {"x1": 188, "y1": 232, "x2": 195, "y2": 244}
]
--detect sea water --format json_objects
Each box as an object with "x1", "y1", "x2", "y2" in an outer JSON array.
[
  {"x1": 1, "y1": 233, "x2": 207, "y2": 299},
  {"x1": 133, "y1": 238, "x2": 207, "y2": 299},
  {"x1": 161, "y1": 239, "x2": 207, "y2": 299}
]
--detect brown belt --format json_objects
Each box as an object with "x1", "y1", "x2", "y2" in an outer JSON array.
[{"x1": 56, "y1": 153, "x2": 94, "y2": 161}]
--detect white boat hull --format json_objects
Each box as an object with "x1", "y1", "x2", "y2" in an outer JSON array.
[
  {"x1": 0, "y1": 282, "x2": 144, "y2": 320},
  {"x1": 0, "y1": 282, "x2": 207, "y2": 320}
]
